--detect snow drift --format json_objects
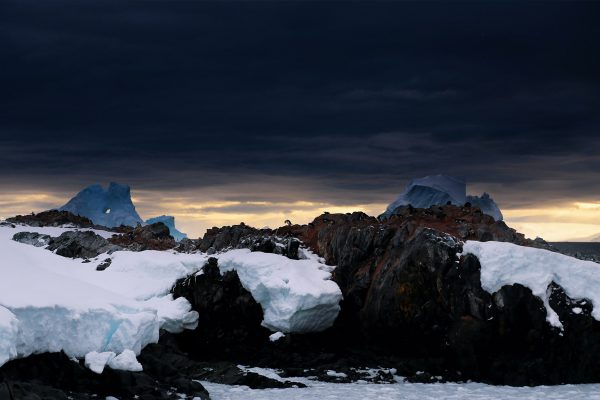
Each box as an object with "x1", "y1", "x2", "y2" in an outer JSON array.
[{"x1": 463, "y1": 240, "x2": 600, "y2": 329}]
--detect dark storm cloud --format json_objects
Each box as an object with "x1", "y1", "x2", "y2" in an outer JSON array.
[{"x1": 0, "y1": 1, "x2": 599, "y2": 207}]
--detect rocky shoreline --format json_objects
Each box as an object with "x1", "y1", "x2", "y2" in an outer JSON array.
[{"x1": 3, "y1": 205, "x2": 600, "y2": 399}]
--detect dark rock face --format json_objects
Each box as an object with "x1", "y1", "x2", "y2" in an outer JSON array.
[
  {"x1": 0, "y1": 351, "x2": 210, "y2": 400},
  {"x1": 171, "y1": 258, "x2": 271, "y2": 359},
  {"x1": 195, "y1": 223, "x2": 301, "y2": 259},
  {"x1": 6, "y1": 210, "x2": 97, "y2": 228},
  {"x1": 294, "y1": 208, "x2": 600, "y2": 385},
  {"x1": 46, "y1": 231, "x2": 120, "y2": 259},
  {"x1": 12, "y1": 232, "x2": 52, "y2": 247},
  {"x1": 109, "y1": 222, "x2": 177, "y2": 251}
]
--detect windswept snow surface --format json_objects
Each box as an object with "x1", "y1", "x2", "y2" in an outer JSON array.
[
  {"x1": 0, "y1": 225, "x2": 204, "y2": 368},
  {"x1": 463, "y1": 241, "x2": 600, "y2": 329},
  {"x1": 0, "y1": 225, "x2": 342, "y2": 367},
  {"x1": 202, "y1": 380, "x2": 600, "y2": 400},
  {"x1": 217, "y1": 249, "x2": 342, "y2": 333}
]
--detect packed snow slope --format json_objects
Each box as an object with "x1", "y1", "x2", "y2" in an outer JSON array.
[
  {"x1": 0, "y1": 225, "x2": 201, "y2": 369},
  {"x1": 0, "y1": 224, "x2": 342, "y2": 367},
  {"x1": 463, "y1": 241, "x2": 600, "y2": 329},
  {"x1": 59, "y1": 182, "x2": 144, "y2": 228},
  {"x1": 146, "y1": 215, "x2": 188, "y2": 241},
  {"x1": 381, "y1": 175, "x2": 503, "y2": 221}
]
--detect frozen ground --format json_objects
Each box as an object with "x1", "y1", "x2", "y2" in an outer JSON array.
[{"x1": 202, "y1": 380, "x2": 600, "y2": 400}]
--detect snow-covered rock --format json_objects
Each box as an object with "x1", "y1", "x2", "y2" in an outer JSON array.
[
  {"x1": 217, "y1": 249, "x2": 342, "y2": 333},
  {"x1": 0, "y1": 223, "x2": 343, "y2": 367},
  {"x1": 463, "y1": 240, "x2": 600, "y2": 329},
  {"x1": 381, "y1": 175, "x2": 503, "y2": 221},
  {"x1": 466, "y1": 193, "x2": 503, "y2": 221},
  {"x1": 59, "y1": 182, "x2": 144, "y2": 228},
  {"x1": 145, "y1": 215, "x2": 187, "y2": 241}
]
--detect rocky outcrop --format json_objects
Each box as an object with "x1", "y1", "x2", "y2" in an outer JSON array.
[
  {"x1": 194, "y1": 223, "x2": 301, "y2": 259},
  {"x1": 109, "y1": 222, "x2": 177, "y2": 251},
  {"x1": 0, "y1": 350, "x2": 210, "y2": 400},
  {"x1": 293, "y1": 206, "x2": 600, "y2": 385},
  {"x1": 12, "y1": 232, "x2": 52, "y2": 247},
  {"x1": 47, "y1": 231, "x2": 120, "y2": 259},
  {"x1": 13, "y1": 231, "x2": 120, "y2": 259},
  {"x1": 171, "y1": 258, "x2": 270, "y2": 359},
  {"x1": 6, "y1": 210, "x2": 97, "y2": 228}
]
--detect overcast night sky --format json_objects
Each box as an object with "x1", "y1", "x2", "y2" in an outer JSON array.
[{"x1": 1, "y1": 1, "x2": 599, "y2": 240}]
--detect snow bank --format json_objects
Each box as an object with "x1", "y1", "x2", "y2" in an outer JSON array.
[
  {"x1": 217, "y1": 249, "x2": 342, "y2": 333},
  {"x1": 0, "y1": 306, "x2": 18, "y2": 366},
  {"x1": 0, "y1": 224, "x2": 343, "y2": 367},
  {"x1": 0, "y1": 225, "x2": 203, "y2": 369},
  {"x1": 463, "y1": 240, "x2": 600, "y2": 329}
]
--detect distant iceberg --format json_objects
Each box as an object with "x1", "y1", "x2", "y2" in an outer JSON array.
[
  {"x1": 381, "y1": 175, "x2": 503, "y2": 221},
  {"x1": 466, "y1": 192, "x2": 503, "y2": 222},
  {"x1": 59, "y1": 182, "x2": 144, "y2": 228},
  {"x1": 146, "y1": 215, "x2": 188, "y2": 241}
]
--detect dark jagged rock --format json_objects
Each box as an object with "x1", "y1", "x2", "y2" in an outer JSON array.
[
  {"x1": 0, "y1": 351, "x2": 210, "y2": 400},
  {"x1": 175, "y1": 238, "x2": 200, "y2": 253},
  {"x1": 96, "y1": 258, "x2": 112, "y2": 271},
  {"x1": 6, "y1": 210, "x2": 97, "y2": 229},
  {"x1": 171, "y1": 258, "x2": 271, "y2": 359},
  {"x1": 291, "y1": 207, "x2": 600, "y2": 385},
  {"x1": 196, "y1": 223, "x2": 302, "y2": 259},
  {"x1": 46, "y1": 231, "x2": 120, "y2": 259},
  {"x1": 12, "y1": 232, "x2": 52, "y2": 247},
  {"x1": 109, "y1": 222, "x2": 177, "y2": 251}
]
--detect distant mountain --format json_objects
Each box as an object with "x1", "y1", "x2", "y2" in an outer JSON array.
[
  {"x1": 146, "y1": 215, "x2": 188, "y2": 241},
  {"x1": 59, "y1": 182, "x2": 144, "y2": 228},
  {"x1": 381, "y1": 175, "x2": 503, "y2": 221}
]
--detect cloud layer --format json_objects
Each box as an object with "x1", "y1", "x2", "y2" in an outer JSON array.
[{"x1": 0, "y1": 1, "x2": 599, "y2": 240}]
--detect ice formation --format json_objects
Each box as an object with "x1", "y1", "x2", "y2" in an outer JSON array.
[
  {"x1": 146, "y1": 215, "x2": 188, "y2": 241},
  {"x1": 466, "y1": 193, "x2": 503, "y2": 221},
  {"x1": 463, "y1": 240, "x2": 600, "y2": 329},
  {"x1": 381, "y1": 175, "x2": 503, "y2": 220},
  {"x1": 59, "y1": 182, "x2": 144, "y2": 228}
]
